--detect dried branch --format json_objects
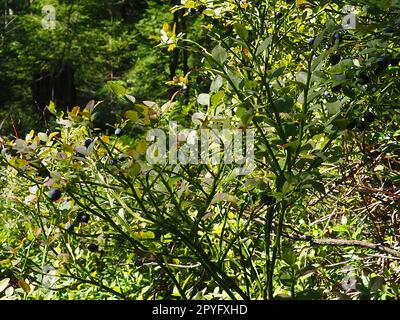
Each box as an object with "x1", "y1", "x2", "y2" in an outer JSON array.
[{"x1": 284, "y1": 232, "x2": 400, "y2": 258}]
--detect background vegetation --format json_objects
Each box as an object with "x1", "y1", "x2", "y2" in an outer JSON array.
[{"x1": 1, "y1": 0, "x2": 400, "y2": 300}]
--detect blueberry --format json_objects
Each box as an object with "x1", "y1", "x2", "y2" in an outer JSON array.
[
  {"x1": 384, "y1": 27, "x2": 395, "y2": 34},
  {"x1": 358, "y1": 73, "x2": 370, "y2": 85},
  {"x1": 330, "y1": 53, "x2": 341, "y2": 66},
  {"x1": 48, "y1": 188, "x2": 62, "y2": 202},
  {"x1": 323, "y1": 91, "x2": 332, "y2": 98},
  {"x1": 307, "y1": 37, "x2": 315, "y2": 45},
  {"x1": 65, "y1": 222, "x2": 74, "y2": 232},
  {"x1": 84, "y1": 139, "x2": 93, "y2": 148},
  {"x1": 332, "y1": 85, "x2": 342, "y2": 93},
  {"x1": 87, "y1": 243, "x2": 99, "y2": 252},
  {"x1": 188, "y1": 8, "x2": 196, "y2": 16},
  {"x1": 375, "y1": 55, "x2": 390, "y2": 74},
  {"x1": 36, "y1": 168, "x2": 50, "y2": 178},
  {"x1": 114, "y1": 128, "x2": 123, "y2": 137},
  {"x1": 261, "y1": 193, "x2": 276, "y2": 205},
  {"x1": 75, "y1": 152, "x2": 85, "y2": 158},
  {"x1": 363, "y1": 111, "x2": 376, "y2": 124},
  {"x1": 295, "y1": 57, "x2": 301, "y2": 63},
  {"x1": 134, "y1": 257, "x2": 144, "y2": 266},
  {"x1": 77, "y1": 212, "x2": 90, "y2": 223},
  {"x1": 333, "y1": 32, "x2": 343, "y2": 43},
  {"x1": 198, "y1": 4, "x2": 207, "y2": 14},
  {"x1": 276, "y1": 12, "x2": 283, "y2": 19},
  {"x1": 118, "y1": 154, "x2": 127, "y2": 162}
]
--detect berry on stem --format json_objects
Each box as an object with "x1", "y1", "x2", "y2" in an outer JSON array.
[
  {"x1": 48, "y1": 188, "x2": 62, "y2": 202},
  {"x1": 115, "y1": 128, "x2": 122, "y2": 137},
  {"x1": 88, "y1": 243, "x2": 99, "y2": 252}
]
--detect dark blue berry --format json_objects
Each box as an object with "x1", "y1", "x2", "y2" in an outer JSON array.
[
  {"x1": 77, "y1": 212, "x2": 90, "y2": 223},
  {"x1": 88, "y1": 243, "x2": 99, "y2": 252},
  {"x1": 114, "y1": 128, "x2": 123, "y2": 137},
  {"x1": 36, "y1": 168, "x2": 50, "y2": 178},
  {"x1": 65, "y1": 222, "x2": 74, "y2": 232},
  {"x1": 333, "y1": 32, "x2": 343, "y2": 43},
  {"x1": 261, "y1": 193, "x2": 276, "y2": 205},
  {"x1": 48, "y1": 188, "x2": 62, "y2": 202},
  {"x1": 198, "y1": 5, "x2": 207, "y2": 14},
  {"x1": 307, "y1": 37, "x2": 315, "y2": 45},
  {"x1": 84, "y1": 139, "x2": 93, "y2": 148},
  {"x1": 363, "y1": 112, "x2": 375, "y2": 124},
  {"x1": 330, "y1": 53, "x2": 341, "y2": 66},
  {"x1": 384, "y1": 27, "x2": 395, "y2": 34},
  {"x1": 134, "y1": 257, "x2": 144, "y2": 266},
  {"x1": 276, "y1": 12, "x2": 283, "y2": 19}
]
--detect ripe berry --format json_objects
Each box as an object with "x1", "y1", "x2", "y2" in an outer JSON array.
[
  {"x1": 363, "y1": 111, "x2": 376, "y2": 124},
  {"x1": 65, "y1": 222, "x2": 74, "y2": 232},
  {"x1": 375, "y1": 55, "x2": 391, "y2": 74},
  {"x1": 330, "y1": 53, "x2": 341, "y2": 66},
  {"x1": 307, "y1": 37, "x2": 315, "y2": 45},
  {"x1": 36, "y1": 168, "x2": 50, "y2": 178},
  {"x1": 276, "y1": 12, "x2": 283, "y2": 19},
  {"x1": 75, "y1": 152, "x2": 85, "y2": 158},
  {"x1": 332, "y1": 85, "x2": 342, "y2": 93},
  {"x1": 87, "y1": 243, "x2": 99, "y2": 252},
  {"x1": 134, "y1": 257, "x2": 144, "y2": 266},
  {"x1": 358, "y1": 73, "x2": 370, "y2": 85},
  {"x1": 384, "y1": 27, "x2": 395, "y2": 34},
  {"x1": 333, "y1": 32, "x2": 343, "y2": 43},
  {"x1": 48, "y1": 188, "x2": 62, "y2": 201},
  {"x1": 261, "y1": 193, "x2": 276, "y2": 205},
  {"x1": 84, "y1": 139, "x2": 93, "y2": 148},
  {"x1": 77, "y1": 212, "x2": 90, "y2": 223},
  {"x1": 188, "y1": 8, "x2": 196, "y2": 16},
  {"x1": 198, "y1": 5, "x2": 207, "y2": 14},
  {"x1": 114, "y1": 128, "x2": 122, "y2": 137}
]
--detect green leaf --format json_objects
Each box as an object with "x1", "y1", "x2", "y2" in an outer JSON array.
[
  {"x1": 274, "y1": 96, "x2": 294, "y2": 113},
  {"x1": 234, "y1": 23, "x2": 249, "y2": 41},
  {"x1": 296, "y1": 289, "x2": 323, "y2": 300},
  {"x1": 255, "y1": 37, "x2": 272, "y2": 56},
  {"x1": 125, "y1": 110, "x2": 139, "y2": 122},
  {"x1": 210, "y1": 75, "x2": 223, "y2": 93},
  {"x1": 0, "y1": 278, "x2": 10, "y2": 293},
  {"x1": 271, "y1": 66, "x2": 286, "y2": 79},
  {"x1": 311, "y1": 181, "x2": 325, "y2": 194},
  {"x1": 211, "y1": 90, "x2": 225, "y2": 106},
  {"x1": 198, "y1": 93, "x2": 210, "y2": 106},
  {"x1": 326, "y1": 100, "x2": 341, "y2": 115},
  {"x1": 47, "y1": 101, "x2": 56, "y2": 115},
  {"x1": 296, "y1": 71, "x2": 308, "y2": 86},
  {"x1": 107, "y1": 81, "x2": 127, "y2": 96},
  {"x1": 124, "y1": 94, "x2": 136, "y2": 104},
  {"x1": 211, "y1": 45, "x2": 228, "y2": 64},
  {"x1": 281, "y1": 243, "x2": 296, "y2": 265}
]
